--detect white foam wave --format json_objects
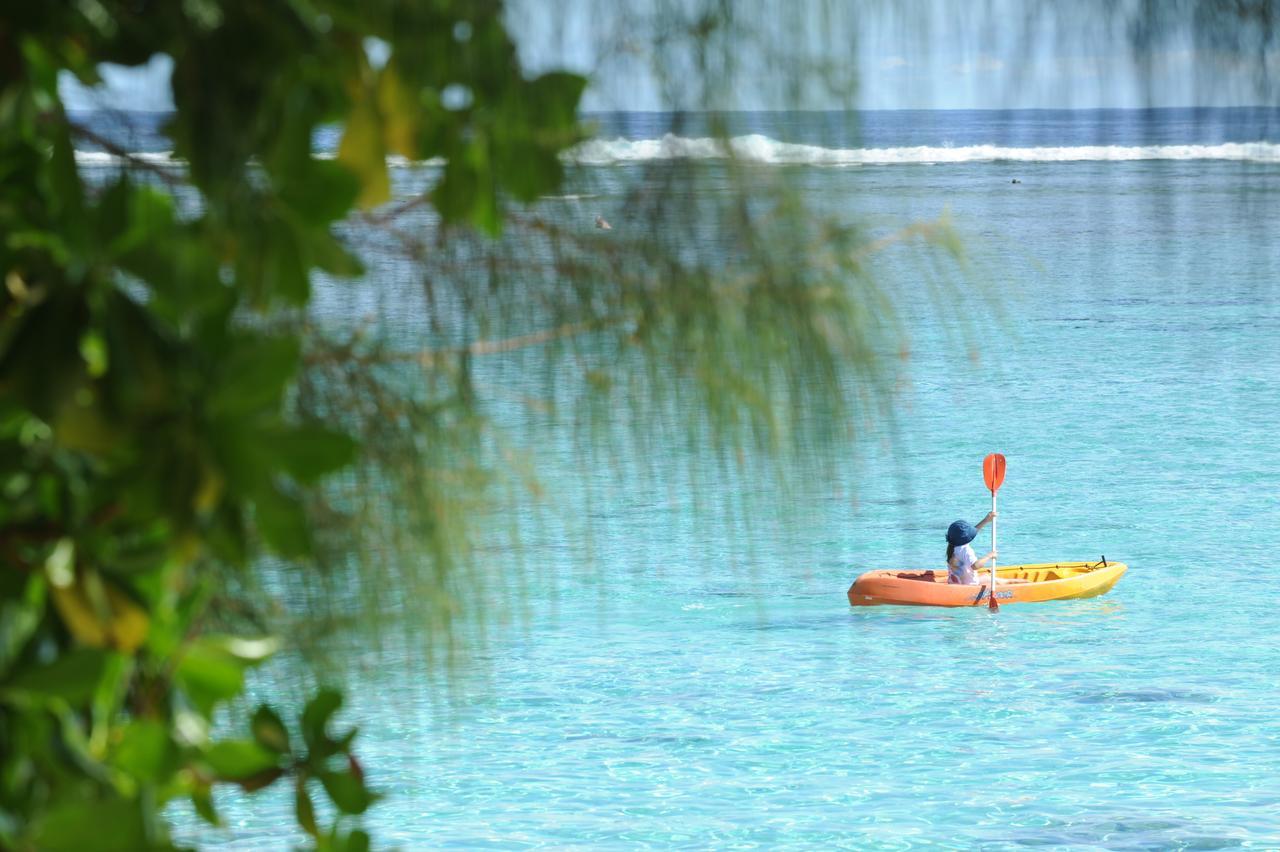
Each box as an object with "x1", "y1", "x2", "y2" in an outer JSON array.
[
  {"x1": 75, "y1": 150, "x2": 180, "y2": 166},
  {"x1": 570, "y1": 133, "x2": 1280, "y2": 165},
  {"x1": 75, "y1": 135, "x2": 1280, "y2": 170},
  {"x1": 74, "y1": 150, "x2": 443, "y2": 168}
]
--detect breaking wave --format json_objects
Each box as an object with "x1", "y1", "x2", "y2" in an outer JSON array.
[
  {"x1": 75, "y1": 135, "x2": 1280, "y2": 169},
  {"x1": 75, "y1": 151, "x2": 181, "y2": 166},
  {"x1": 73, "y1": 151, "x2": 443, "y2": 168},
  {"x1": 569, "y1": 133, "x2": 1280, "y2": 165}
]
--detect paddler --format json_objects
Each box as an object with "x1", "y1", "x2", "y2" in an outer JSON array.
[{"x1": 945, "y1": 513, "x2": 997, "y2": 585}]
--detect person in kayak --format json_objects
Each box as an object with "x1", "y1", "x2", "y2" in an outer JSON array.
[{"x1": 946, "y1": 514, "x2": 998, "y2": 585}]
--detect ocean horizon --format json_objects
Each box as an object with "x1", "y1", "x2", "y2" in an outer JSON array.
[{"x1": 70, "y1": 105, "x2": 1280, "y2": 162}]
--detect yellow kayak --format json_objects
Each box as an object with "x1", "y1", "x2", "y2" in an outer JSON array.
[{"x1": 847, "y1": 560, "x2": 1127, "y2": 607}]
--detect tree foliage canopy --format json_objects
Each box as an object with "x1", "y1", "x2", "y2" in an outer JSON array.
[
  {"x1": 7, "y1": 0, "x2": 1267, "y2": 848},
  {"x1": 1, "y1": 2, "x2": 594, "y2": 848}
]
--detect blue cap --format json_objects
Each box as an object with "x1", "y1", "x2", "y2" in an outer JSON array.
[{"x1": 946, "y1": 520, "x2": 978, "y2": 546}]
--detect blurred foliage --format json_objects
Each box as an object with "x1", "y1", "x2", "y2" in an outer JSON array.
[
  {"x1": 7, "y1": 0, "x2": 1267, "y2": 847},
  {"x1": 0, "y1": 0, "x2": 585, "y2": 848}
]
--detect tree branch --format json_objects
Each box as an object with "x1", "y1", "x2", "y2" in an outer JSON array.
[{"x1": 67, "y1": 121, "x2": 187, "y2": 187}]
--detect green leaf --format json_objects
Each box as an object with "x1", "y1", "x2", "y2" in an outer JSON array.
[
  {"x1": 252, "y1": 704, "x2": 291, "y2": 753},
  {"x1": 49, "y1": 116, "x2": 87, "y2": 248},
  {"x1": 78, "y1": 330, "x2": 109, "y2": 377},
  {"x1": 277, "y1": 159, "x2": 360, "y2": 226},
  {"x1": 32, "y1": 797, "x2": 146, "y2": 852},
  {"x1": 493, "y1": 72, "x2": 586, "y2": 202},
  {"x1": 295, "y1": 775, "x2": 318, "y2": 838},
  {"x1": 117, "y1": 225, "x2": 226, "y2": 321},
  {"x1": 301, "y1": 687, "x2": 342, "y2": 750},
  {"x1": 0, "y1": 574, "x2": 45, "y2": 677},
  {"x1": 102, "y1": 185, "x2": 228, "y2": 321},
  {"x1": 111, "y1": 719, "x2": 171, "y2": 781},
  {"x1": 253, "y1": 483, "x2": 311, "y2": 559},
  {"x1": 261, "y1": 425, "x2": 358, "y2": 485},
  {"x1": 377, "y1": 64, "x2": 420, "y2": 159},
  {"x1": 204, "y1": 739, "x2": 282, "y2": 782},
  {"x1": 192, "y1": 785, "x2": 221, "y2": 826},
  {"x1": 174, "y1": 641, "x2": 246, "y2": 717},
  {"x1": 0, "y1": 291, "x2": 87, "y2": 423},
  {"x1": 44, "y1": 538, "x2": 75, "y2": 587},
  {"x1": 209, "y1": 333, "x2": 301, "y2": 416},
  {"x1": 1, "y1": 649, "x2": 109, "y2": 705},
  {"x1": 433, "y1": 148, "x2": 500, "y2": 234},
  {"x1": 174, "y1": 634, "x2": 278, "y2": 717},
  {"x1": 263, "y1": 217, "x2": 310, "y2": 305},
  {"x1": 108, "y1": 184, "x2": 176, "y2": 258},
  {"x1": 5, "y1": 229, "x2": 71, "y2": 263},
  {"x1": 526, "y1": 71, "x2": 588, "y2": 129},
  {"x1": 206, "y1": 501, "x2": 249, "y2": 567},
  {"x1": 309, "y1": 230, "x2": 364, "y2": 277},
  {"x1": 92, "y1": 178, "x2": 134, "y2": 250},
  {"x1": 319, "y1": 769, "x2": 375, "y2": 815},
  {"x1": 338, "y1": 88, "x2": 390, "y2": 209},
  {"x1": 322, "y1": 825, "x2": 372, "y2": 852},
  {"x1": 347, "y1": 829, "x2": 372, "y2": 852}
]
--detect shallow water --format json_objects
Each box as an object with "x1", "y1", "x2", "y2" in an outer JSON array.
[{"x1": 159, "y1": 111, "x2": 1280, "y2": 848}]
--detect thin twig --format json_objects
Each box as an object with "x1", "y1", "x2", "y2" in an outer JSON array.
[
  {"x1": 305, "y1": 316, "x2": 625, "y2": 368},
  {"x1": 852, "y1": 217, "x2": 952, "y2": 263},
  {"x1": 360, "y1": 193, "x2": 434, "y2": 226}
]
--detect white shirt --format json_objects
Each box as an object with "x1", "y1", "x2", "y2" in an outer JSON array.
[{"x1": 948, "y1": 543, "x2": 979, "y2": 585}]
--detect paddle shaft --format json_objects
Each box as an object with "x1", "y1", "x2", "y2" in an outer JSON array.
[
  {"x1": 981, "y1": 452, "x2": 1006, "y2": 611},
  {"x1": 990, "y1": 490, "x2": 998, "y2": 588}
]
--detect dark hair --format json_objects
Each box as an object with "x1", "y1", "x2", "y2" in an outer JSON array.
[{"x1": 946, "y1": 542, "x2": 955, "y2": 562}]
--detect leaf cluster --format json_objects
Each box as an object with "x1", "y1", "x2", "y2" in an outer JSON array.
[{"x1": 0, "y1": 1, "x2": 586, "y2": 848}]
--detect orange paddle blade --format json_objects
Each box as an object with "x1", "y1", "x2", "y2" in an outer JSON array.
[{"x1": 983, "y1": 453, "x2": 1007, "y2": 493}]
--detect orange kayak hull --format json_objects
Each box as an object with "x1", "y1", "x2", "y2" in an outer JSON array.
[{"x1": 847, "y1": 560, "x2": 1127, "y2": 607}]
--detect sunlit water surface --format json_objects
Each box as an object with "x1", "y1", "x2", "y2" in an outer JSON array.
[{"x1": 138, "y1": 110, "x2": 1280, "y2": 848}]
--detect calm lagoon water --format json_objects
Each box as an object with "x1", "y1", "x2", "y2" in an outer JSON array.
[{"x1": 137, "y1": 110, "x2": 1280, "y2": 848}]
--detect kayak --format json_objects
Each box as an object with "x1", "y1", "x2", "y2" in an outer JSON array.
[{"x1": 847, "y1": 560, "x2": 1127, "y2": 607}]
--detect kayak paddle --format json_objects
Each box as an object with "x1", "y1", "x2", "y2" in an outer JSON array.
[{"x1": 982, "y1": 453, "x2": 1007, "y2": 612}]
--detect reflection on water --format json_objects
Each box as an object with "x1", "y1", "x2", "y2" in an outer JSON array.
[{"x1": 1074, "y1": 688, "x2": 1218, "y2": 705}]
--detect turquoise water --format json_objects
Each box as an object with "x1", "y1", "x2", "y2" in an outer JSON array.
[{"x1": 164, "y1": 119, "x2": 1280, "y2": 847}]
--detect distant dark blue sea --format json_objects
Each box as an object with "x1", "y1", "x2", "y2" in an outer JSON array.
[{"x1": 75, "y1": 105, "x2": 1280, "y2": 158}]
